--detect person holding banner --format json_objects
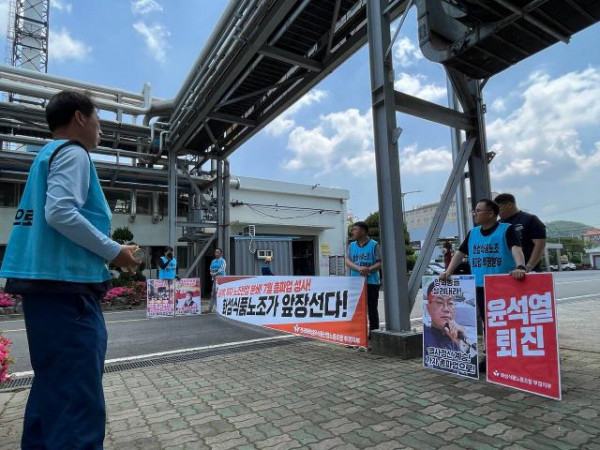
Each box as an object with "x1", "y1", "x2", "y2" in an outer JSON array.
[
  {"x1": 440, "y1": 199, "x2": 526, "y2": 371},
  {"x1": 346, "y1": 221, "x2": 382, "y2": 337},
  {"x1": 158, "y1": 246, "x2": 178, "y2": 280},
  {"x1": 494, "y1": 193, "x2": 546, "y2": 272},
  {"x1": 0, "y1": 91, "x2": 139, "y2": 449},
  {"x1": 209, "y1": 247, "x2": 227, "y2": 313}
]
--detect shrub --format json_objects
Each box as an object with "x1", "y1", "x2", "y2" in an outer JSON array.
[{"x1": 0, "y1": 332, "x2": 13, "y2": 384}]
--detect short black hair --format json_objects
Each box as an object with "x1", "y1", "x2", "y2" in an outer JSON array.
[
  {"x1": 352, "y1": 221, "x2": 369, "y2": 233},
  {"x1": 46, "y1": 90, "x2": 96, "y2": 132},
  {"x1": 494, "y1": 193, "x2": 516, "y2": 205},
  {"x1": 478, "y1": 198, "x2": 499, "y2": 216}
]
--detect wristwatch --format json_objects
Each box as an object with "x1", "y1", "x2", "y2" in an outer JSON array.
[{"x1": 516, "y1": 265, "x2": 526, "y2": 271}]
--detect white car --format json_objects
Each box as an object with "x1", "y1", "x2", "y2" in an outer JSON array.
[
  {"x1": 425, "y1": 264, "x2": 446, "y2": 275},
  {"x1": 550, "y1": 262, "x2": 576, "y2": 271}
]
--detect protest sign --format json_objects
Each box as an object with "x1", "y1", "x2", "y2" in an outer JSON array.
[
  {"x1": 216, "y1": 276, "x2": 368, "y2": 347},
  {"x1": 175, "y1": 278, "x2": 201, "y2": 316},
  {"x1": 485, "y1": 273, "x2": 561, "y2": 400},
  {"x1": 422, "y1": 275, "x2": 478, "y2": 378},
  {"x1": 147, "y1": 279, "x2": 174, "y2": 318}
]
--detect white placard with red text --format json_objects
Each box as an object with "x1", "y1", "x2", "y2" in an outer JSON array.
[
  {"x1": 216, "y1": 276, "x2": 368, "y2": 347},
  {"x1": 175, "y1": 278, "x2": 202, "y2": 316},
  {"x1": 485, "y1": 273, "x2": 561, "y2": 400},
  {"x1": 146, "y1": 279, "x2": 174, "y2": 318}
]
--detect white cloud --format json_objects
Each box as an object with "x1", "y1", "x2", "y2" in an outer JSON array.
[
  {"x1": 51, "y1": 0, "x2": 72, "y2": 13},
  {"x1": 491, "y1": 98, "x2": 506, "y2": 113},
  {"x1": 133, "y1": 21, "x2": 170, "y2": 63},
  {"x1": 49, "y1": 28, "x2": 92, "y2": 62},
  {"x1": 394, "y1": 73, "x2": 447, "y2": 102},
  {"x1": 281, "y1": 106, "x2": 453, "y2": 178},
  {"x1": 400, "y1": 144, "x2": 452, "y2": 174},
  {"x1": 283, "y1": 108, "x2": 374, "y2": 175},
  {"x1": 488, "y1": 67, "x2": 600, "y2": 182},
  {"x1": 132, "y1": 0, "x2": 163, "y2": 15},
  {"x1": 265, "y1": 89, "x2": 327, "y2": 136},
  {"x1": 393, "y1": 37, "x2": 423, "y2": 67}
]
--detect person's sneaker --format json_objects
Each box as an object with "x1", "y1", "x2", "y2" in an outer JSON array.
[{"x1": 478, "y1": 357, "x2": 487, "y2": 373}]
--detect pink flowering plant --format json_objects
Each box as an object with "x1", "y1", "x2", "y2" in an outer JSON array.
[
  {"x1": 103, "y1": 286, "x2": 136, "y2": 303},
  {"x1": 0, "y1": 332, "x2": 13, "y2": 384},
  {"x1": 0, "y1": 291, "x2": 17, "y2": 308}
]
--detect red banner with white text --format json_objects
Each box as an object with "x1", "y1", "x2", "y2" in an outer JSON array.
[{"x1": 485, "y1": 273, "x2": 561, "y2": 400}]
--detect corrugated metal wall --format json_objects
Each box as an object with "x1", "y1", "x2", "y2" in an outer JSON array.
[{"x1": 232, "y1": 237, "x2": 293, "y2": 275}]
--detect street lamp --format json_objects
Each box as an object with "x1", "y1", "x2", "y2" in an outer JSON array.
[{"x1": 400, "y1": 190, "x2": 422, "y2": 228}]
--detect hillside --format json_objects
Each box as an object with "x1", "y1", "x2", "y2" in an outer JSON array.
[{"x1": 546, "y1": 220, "x2": 594, "y2": 238}]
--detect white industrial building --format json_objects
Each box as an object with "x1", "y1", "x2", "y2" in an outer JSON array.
[{"x1": 0, "y1": 176, "x2": 349, "y2": 294}]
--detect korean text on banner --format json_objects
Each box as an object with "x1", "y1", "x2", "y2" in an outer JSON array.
[
  {"x1": 485, "y1": 273, "x2": 561, "y2": 400},
  {"x1": 422, "y1": 275, "x2": 478, "y2": 379},
  {"x1": 216, "y1": 276, "x2": 368, "y2": 348},
  {"x1": 147, "y1": 279, "x2": 175, "y2": 318},
  {"x1": 175, "y1": 278, "x2": 202, "y2": 316}
]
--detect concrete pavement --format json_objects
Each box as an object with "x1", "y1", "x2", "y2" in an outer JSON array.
[{"x1": 1, "y1": 330, "x2": 599, "y2": 449}]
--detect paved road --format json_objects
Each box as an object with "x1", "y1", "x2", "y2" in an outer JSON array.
[{"x1": 2, "y1": 271, "x2": 599, "y2": 373}]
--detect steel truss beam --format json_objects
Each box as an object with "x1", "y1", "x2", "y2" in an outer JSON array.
[
  {"x1": 394, "y1": 91, "x2": 475, "y2": 131},
  {"x1": 259, "y1": 45, "x2": 323, "y2": 72},
  {"x1": 407, "y1": 138, "x2": 475, "y2": 308}
]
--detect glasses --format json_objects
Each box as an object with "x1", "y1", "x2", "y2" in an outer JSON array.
[
  {"x1": 431, "y1": 298, "x2": 455, "y2": 308},
  {"x1": 472, "y1": 209, "x2": 492, "y2": 214}
]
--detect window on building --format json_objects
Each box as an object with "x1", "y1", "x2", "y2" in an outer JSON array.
[
  {"x1": 158, "y1": 193, "x2": 189, "y2": 217},
  {"x1": 136, "y1": 192, "x2": 152, "y2": 215}
]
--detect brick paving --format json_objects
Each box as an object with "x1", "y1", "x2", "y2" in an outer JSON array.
[{"x1": 1, "y1": 340, "x2": 599, "y2": 449}]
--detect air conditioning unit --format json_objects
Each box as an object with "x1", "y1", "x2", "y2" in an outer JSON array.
[
  {"x1": 243, "y1": 225, "x2": 255, "y2": 237},
  {"x1": 257, "y1": 249, "x2": 273, "y2": 260}
]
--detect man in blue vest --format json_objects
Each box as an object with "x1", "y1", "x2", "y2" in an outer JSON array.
[
  {"x1": 158, "y1": 246, "x2": 178, "y2": 280},
  {"x1": 440, "y1": 199, "x2": 526, "y2": 371},
  {"x1": 0, "y1": 90, "x2": 139, "y2": 449},
  {"x1": 261, "y1": 256, "x2": 275, "y2": 276},
  {"x1": 346, "y1": 221, "x2": 382, "y2": 337},
  {"x1": 209, "y1": 247, "x2": 227, "y2": 313}
]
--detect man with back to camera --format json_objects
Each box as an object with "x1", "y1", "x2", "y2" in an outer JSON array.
[
  {"x1": 440, "y1": 199, "x2": 526, "y2": 371},
  {"x1": 261, "y1": 255, "x2": 275, "y2": 275},
  {"x1": 158, "y1": 246, "x2": 178, "y2": 280},
  {"x1": 346, "y1": 221, "x2": 382, "y2": 338},
  {"x1": 494, "y1": 193, "x2": 547, "y2": 272},
  {"x1": 0, "y1": 90, "x2": 139, "y2": 449}
]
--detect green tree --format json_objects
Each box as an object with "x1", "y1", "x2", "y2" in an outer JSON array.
[
  {"x1": 349, "y1": 211, "x2": 416, "y2": 270},
  {"x1": 112, "y1": 226, "x2": 133, "y2": 244},
  {"x1": 547, "y1": 237, "x2": 585, "y2": 265}
]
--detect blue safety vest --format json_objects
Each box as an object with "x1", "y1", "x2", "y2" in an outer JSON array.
[
  {"x1": 0, "y1": 140, "x2": 113, "y2": 283},
  {"x1": 468, "y1": 222, "x2": 515, "y2": 287},
  {"x1": 159, "y1": 256, "x2": 177, "y2": 280},
  {"x1": 348, "y1": 239, "x2": 380, "y2": 285},
  {"x1": 210, "y1": 257, "x2": 226, "y2": 277}
]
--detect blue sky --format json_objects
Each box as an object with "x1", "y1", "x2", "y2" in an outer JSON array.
[{"x1": 2, "y1": 0, "x2": 599, "y2": 229}]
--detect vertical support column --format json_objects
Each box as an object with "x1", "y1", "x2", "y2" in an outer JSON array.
[
  {"x1": 448, "y1": 72, "x2": 492, "y2": 207},
  {"x1": 367, "y1": 0, "x2": 411, "y2": 332},
  {"x1": 223, "y1": 159, "x2": 231, "y2": 264},
  {"x1": 168, "y1": 149, "x2": 177, "y2": 256},
  {"x1": 446, "y1": 75, "x2": 469, "y2": 241},
  {"x1": 216, "y1": 159, "x2": 224, "y2": 252}
]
